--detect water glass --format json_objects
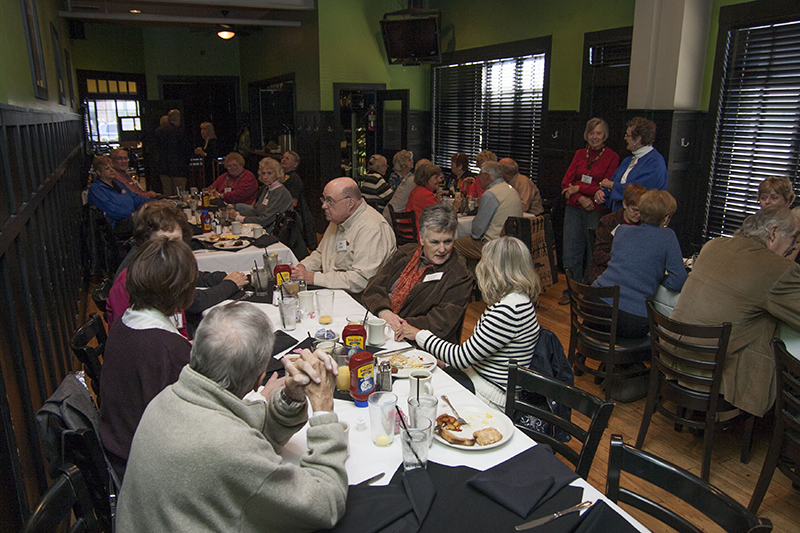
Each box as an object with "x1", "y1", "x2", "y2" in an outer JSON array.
[
  {"x1": 407, "y1": 396, "x2": 438, "y2": 446},
  {"x1": 279, "y1": 296, "x2": 298, "y2": 331},
  {"x1": 317, "y1": 290, "x2": 335, "y2": 325},
  {"x1": 368, "y1": 391, "x2": 397, "y2": 446},
  {"x1": 401, "y1": 416, "x2": 433, "y2": 470}
]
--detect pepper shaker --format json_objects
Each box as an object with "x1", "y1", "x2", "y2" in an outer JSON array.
[{"x1": 376, "y1": 360, "x2": 392, "y2": 392}]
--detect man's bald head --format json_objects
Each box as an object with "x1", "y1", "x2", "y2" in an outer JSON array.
[
  {"x1": 322, "y1": 177, "x2": 363, "y2": 224},
  {"x1": 499, "y1": 158, "x2": 518, "y2": 182}
]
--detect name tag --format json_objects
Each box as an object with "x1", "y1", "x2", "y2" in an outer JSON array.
[
  {"x1": 336, "y1": 239, "x2": 348, "y2": 252},
  {"x1": 224, "y1": 187, "x2": 232, "y2": 193},
  {"x1": 261, "y1": 196, "x2": 269, "y2": 206},
  {"x1": 581, "y1": 174, "x2": 593, "y2": 184},
  {"x1": 171, "y1": 311, "x2": 184, "y2": 330},
  {"x1": 423, "y1": 272, "x2": 443, "y2": 283},
  {"x1": 610, "y1": 224, "x2": 619, "y2": 237}
]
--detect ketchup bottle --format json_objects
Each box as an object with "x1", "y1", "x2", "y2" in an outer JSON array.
[
  {"x1": 273, "y1": 264, "x2": 291, "y2": 286},
  {"x1": 201, "y1": 190, "x2": 211, "y2": 207},
  {"x1": 342, "y1": 322, "x2": 366, "y2": 356},
  {"x1": 349, "y1": 351, "x2": 375, "y2": 407}
]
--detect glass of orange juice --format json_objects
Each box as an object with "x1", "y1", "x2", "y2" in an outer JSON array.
[
  {"x1": 336, "y1": 354, "x2": 351, "y2": 392},
  {"x1": 316, "y1": 290, "x2": 334, "y2": 325}
]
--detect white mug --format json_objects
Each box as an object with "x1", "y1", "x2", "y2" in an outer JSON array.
[
  {"x1": 252, "y1": 226, "x2": 264, "y2": 238},
  {"x1": 231, "y1": 221, "x2": 242, "y2": 235},
  {"x1": 367, "y1": 318, "x2": 392, "y2": 346},
  {"x1": 409, "y1": 369, "x2": 434, "y2": 397},
  {"x1": 298, "y1": 291, "x2": 315, "y2": 313}
]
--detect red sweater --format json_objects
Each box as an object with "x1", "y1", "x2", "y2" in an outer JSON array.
[
  {"x1": 561, "y1": 147, "x2": 619, "y2": 209},
  {"x1": 210, "y1": 170, "x2": 258, "y2": 205},
  {"x1": 405, "y1": 185, "x2": 438, "y2": 233}
]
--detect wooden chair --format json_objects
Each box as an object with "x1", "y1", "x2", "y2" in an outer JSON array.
[
  {"x1": 505, "y1": 361, "x2": 614, "y2": 479},
  {"x1": 91, "y1": 279, "x2": 112, "y2": 322},
  {"x1": 637, "y1": 300, "x2": 754, "y2": 481},
  {"x1": 387, "y1": 204, "x2": 418, "y2": 245},
  {"x1": 69, "y1": 314, "x2": 106, "y2": 398},
  {"x1": 503, "y1": 215, "x2": 556, "y2": 289},
  {"x1": 23, "y1": 464, "x2": 100, "y2": 533},
  {"x1": 607, "y1": 435, "x2": 772, "y2": 533},
  {"x1": 566, "y1": 276, "x2": 651, "y2": 401},
  {"x1": 748, "y1": 339, "x2": 800, "y2": 512}
]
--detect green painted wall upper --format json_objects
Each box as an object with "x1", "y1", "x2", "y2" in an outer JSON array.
[
  {"x1": 0, "y1": 0, "x2": 76, "y2": 112},
  {"x1": 316, "y1": 0, "x2": 430, "y2": 111},
  {"x1": 238, "y1": 9, "x2": 320, "y2": 112},
  {"x1": 433, "y1": 0, "x2": 636, "y2": 111},
  {"x1": 69, "y1": 22, "x2": 145, "y2": 74}
]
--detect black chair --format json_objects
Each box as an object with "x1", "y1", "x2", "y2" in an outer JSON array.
[
  {"x1": 69, "y1": 314, "x2": 106, "y2": 398},
  {"x1": 80, "y1": 203, "x2": 127, "y2": 281},
  {"x1": 749, "y1": 339, "x2": 800, "y2": 512},
  {"x1": 607, "y1": 435, "x2": 772, "y2": 533},
  {"x1": 91, "y1": 279, "x2": 112, "y2": 321},
  {"x1": 504, "y1": 215, "x2": 556, "y2": 289},
  {"x1": 638, "y1": 300, "x2": 754, "y2": 481},
  {"x1": 387, "y1": 204, "x2": 419, "y2": 245},
  {"x1": 566, "y1": 276, "x2": 651, "y2": 401},
  {"x1": 23, "y1": 464, "x2": 100, "y2": 533},
  {"x1": 505, "y1": 361, "x2": 614, "y2": 479}
]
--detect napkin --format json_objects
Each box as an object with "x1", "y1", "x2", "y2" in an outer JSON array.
[
  {"x1": 323, "y1": 484, "x2": 414, "y2": 533},
  {"x1": 572, "y1": 500, "x2": 640, "y2": 532},
  {"x1": 466, "y1": 444, "x2": 579, "y2": 517},
  {"x1": 252, "y1": 234, "x2": 279, "y2": 248}
]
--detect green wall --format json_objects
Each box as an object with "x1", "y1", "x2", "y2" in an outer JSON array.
[
  {"x1": 700, "y1": 0, "x2": 754, "y2": 109},
  {"x1": 316, "y1": 0, "x2": 431, "y2": 111},
  {"x1": 434, "y1": 0, "x2": 636, "y2": 111},
  {"x1": 238, "y1": 9, "x2": 320, "y2": 112},
  {"x1": 0, "y1": 0, "x2": 76, "y2": 111},
  {"x1": 69, "y1": 22, "x2": 145, "y2": 74}
]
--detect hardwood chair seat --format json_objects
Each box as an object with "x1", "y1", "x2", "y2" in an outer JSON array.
[{"x1": 637, "y1": 299, "x2": 755, "y2": 482}]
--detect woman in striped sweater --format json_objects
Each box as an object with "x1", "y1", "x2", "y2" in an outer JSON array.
[{"x1": 398, "y1": 236, "x2": 541, "y2": 409}]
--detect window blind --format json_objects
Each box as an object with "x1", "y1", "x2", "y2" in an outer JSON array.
[
  {"x1": 432, "y1": 53, "x2": 546, "y2": 179},
  {"x1": 706, "y1": 20, "x2": 800, "y2": 238}
]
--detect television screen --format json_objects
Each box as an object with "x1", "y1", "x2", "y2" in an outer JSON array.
[{"x1": 380, "y1": 15, "x2": 441, "y2": 65}]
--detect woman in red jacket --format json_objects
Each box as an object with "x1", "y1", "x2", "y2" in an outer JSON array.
[{"x1": 405, "y1": 162, "x2": 444, "y2": 233}]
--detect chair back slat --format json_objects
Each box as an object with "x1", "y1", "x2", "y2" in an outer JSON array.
[
  {"x1": 506, "y1": 362, "x2": 614, "y2": 479},
  {"x1": 608, "y1": 435, "x2": 771, "y2": 533},
  {"x1": 388, "y1": 205, "x2": 418, "y2": 245}
]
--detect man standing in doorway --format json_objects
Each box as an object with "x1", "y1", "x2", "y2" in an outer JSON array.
[{"x1": 154, "y1": 109, "x2": 191, "y2": 196}]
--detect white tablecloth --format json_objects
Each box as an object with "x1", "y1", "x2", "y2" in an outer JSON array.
[
  {"x1": 235, "y1": 290, "x2": 648, "y2": 532},
  {"x1": 456, "y1": 212, "x2": 537, "y2": 239},
  {"x1": 193, "y1": 242, "x2": 297, "y2": 273}
]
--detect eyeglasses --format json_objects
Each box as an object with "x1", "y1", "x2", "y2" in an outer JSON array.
[
  {"x1": 320, "y1": 196, "x2": 351, "y2": 206},
  {"x1": 112, "y1": 156, "x2": 129, "y2": 161}
]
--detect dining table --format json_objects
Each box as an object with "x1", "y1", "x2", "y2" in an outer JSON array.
[
  {"x1": 193, "y1": 241, "x2": 297, "y2": 273},
  {"x1": 456, "y1": 212, "x2": 537, "y2": 239},
  {"x1": 221, "y1": 290, "x2": 650, "y2": 532}
]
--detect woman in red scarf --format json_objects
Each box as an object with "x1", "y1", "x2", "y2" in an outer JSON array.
[
  {"x1": 405, "y1": 162, "x2": 444, "y2": 233},
  {"x1": 362, "y1": 204, "x2": 474, "y2": 343}
]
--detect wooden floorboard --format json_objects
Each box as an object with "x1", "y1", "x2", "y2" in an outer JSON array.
[{"x1": 460, "y1": 278, "x2": 800, "y2": 533}]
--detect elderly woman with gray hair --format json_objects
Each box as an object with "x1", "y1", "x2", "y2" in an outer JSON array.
[
  {"x1": 671, "y1": 206, "x2": 800, "y2": 417},
  {"x1": 363, "y1": 203, "x2": 474, "y2": 343}
]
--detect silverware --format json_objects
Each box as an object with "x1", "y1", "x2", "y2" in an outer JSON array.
[
  {"x1": 440, "y1": 394, "x2": 467, "y2": 425},
  {"x1": 515, "y1": 501, "x2": 594, "y2": 530},
  {"x1": 374, "y1": 346, "x2": 415, "y2": 358},
  {"x1": 355, "y1": 472, "x2": 385, "y2": 486}
]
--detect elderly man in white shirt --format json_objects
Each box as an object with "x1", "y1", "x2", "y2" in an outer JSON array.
[{"x1": 292, "y1": 177, "x2": 396, "y2": 294}]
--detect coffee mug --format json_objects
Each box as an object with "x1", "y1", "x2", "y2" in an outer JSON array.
[
  {"x1": 367, "y1": 318, "x2": 392, "y2": 346},
  {"x1": 252, "y1": 226, "x2": 264, "y2": 238},
  {"x1": 231, "y1": 221, "x2": 242, "y2": 235},
  {"x1": 409, "y1": 369, "x2": 434, "y2": 397}
]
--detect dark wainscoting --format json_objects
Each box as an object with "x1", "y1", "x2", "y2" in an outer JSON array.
[{"x1": 0, "y1": 104, "x2": 84, "y2": 531}]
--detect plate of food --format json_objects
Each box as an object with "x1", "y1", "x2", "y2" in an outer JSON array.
[
  {"x1": 195, "y1": 233, "x2": 239, "y2": 242},
  {"x1": 433, "y1": 404, "x2": 514, "y2": 450},
  {"x1": 378, "y1": 349, "x2": 436, "y2": 378},
  {"x1": 212, "y1": 239, "x2": 250, "y2": 250}
]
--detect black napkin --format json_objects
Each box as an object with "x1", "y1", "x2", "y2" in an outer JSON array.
[
  {"x1": 245, "y1": 293, "x2": 274, "y2": 304},
  {"x1": 466, "y1": 444, "x2": 579, "y2": 517},
  {"x1": 323, "y1": 484, "x2": 414, "y2": 533},
  {"x1": 572, "y1": 500, "x2": 640, "y2": 533},
  {"x1": 252, "y1": 234, "x2": 279, "y2": 248}
]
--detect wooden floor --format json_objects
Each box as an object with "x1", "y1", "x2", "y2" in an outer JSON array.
[{"x1": 459, "y1": 278, "x2": 800, "y2": 533}]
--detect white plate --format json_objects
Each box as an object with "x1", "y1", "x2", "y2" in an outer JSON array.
[
  {"x1": 194, "y1": 233, "x2": 239, "y2": 243},
  {"x1": 434, "y1": 404, "x2": 514, "y2": 450},
  {"x1": 377, "y1": 349, "x2": 436, "y2": 379},
  {"x1": 212, "y1": 240, "x2": 250, "y2": 250}
]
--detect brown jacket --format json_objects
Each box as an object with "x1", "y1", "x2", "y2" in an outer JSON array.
[
  {"x1": 362, "y1": 243, "x2": 475, "y2": 343},
  {"x1": 670, "y1": 235, "x2": 800, "y2": 416}
]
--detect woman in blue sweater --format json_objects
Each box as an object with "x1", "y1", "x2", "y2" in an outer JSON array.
[
  {"x1": 594, "y1": 190, "x2": 687, "y2": 338},
  {"x1": 593, "y1": 117, "x2": 668, "y2": 212}
]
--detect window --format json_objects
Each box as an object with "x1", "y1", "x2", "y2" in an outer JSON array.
[
  {"x1": 85, "y1": 99, "x2": 140, "y2": 143},
  {"x1": 705, "y1": 19, "x2": 800, "y2": 238},
  {"x1": 432, "y1": 52, "x2": 546, "y2": 178}
]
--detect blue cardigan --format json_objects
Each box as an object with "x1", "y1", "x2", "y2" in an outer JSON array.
[
  {"x1": 594, "y1": 223, "x2": 687, "y2": 317},
  {"x1": 88, "y1": 179, "x2": 149, "y2": 228},
  {"x1": 605, "y1": 149, "x2": 668, "y2": 210}
]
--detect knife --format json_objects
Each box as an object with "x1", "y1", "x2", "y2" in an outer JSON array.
[
  {"x1": 515, "y1": 501, "x2": 594, "y2": 530},
  {"x1": 374, "y1": 346, "x2": 415, "y2": 358},
  {"x1": 355, "y1": 472, "x2": 385, "y2": 486}
]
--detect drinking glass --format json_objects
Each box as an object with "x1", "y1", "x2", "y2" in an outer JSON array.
[
  {"x1": 407, "y1": 396, "x2": 438, "y2": 446},
  {"x1": 401, "y1": 417, "x2": 433, "y2": 470},
  {"x1": 279, "y1": 296, "x2": 298, "y2": 331},
  {"x1": 368, "y1": 391, "x2": 397, "y2": 446}
]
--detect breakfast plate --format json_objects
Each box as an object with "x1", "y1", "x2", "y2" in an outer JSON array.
[
  {"x1": 212, "y1": 239, "x2": 250, "y2": 250},
  {"x1": 433, "y1": 404, "x2": 514, "y2": 450},
  {"x1": 377, "y1": 349, "x2": 436, "y2": 379}
]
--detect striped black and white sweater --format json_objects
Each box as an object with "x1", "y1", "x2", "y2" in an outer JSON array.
[{"x1": 416, "y1": 292, "x2": 540, "y2": 408}]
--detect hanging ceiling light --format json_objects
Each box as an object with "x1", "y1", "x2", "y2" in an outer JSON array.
[{"x1": 217, "y1": 24, "x2": 235, "y2": 39}]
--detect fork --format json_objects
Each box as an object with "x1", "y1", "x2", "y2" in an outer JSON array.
[{"x1": 441, "y1": 395, "x2": 467, "y2": 425}]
